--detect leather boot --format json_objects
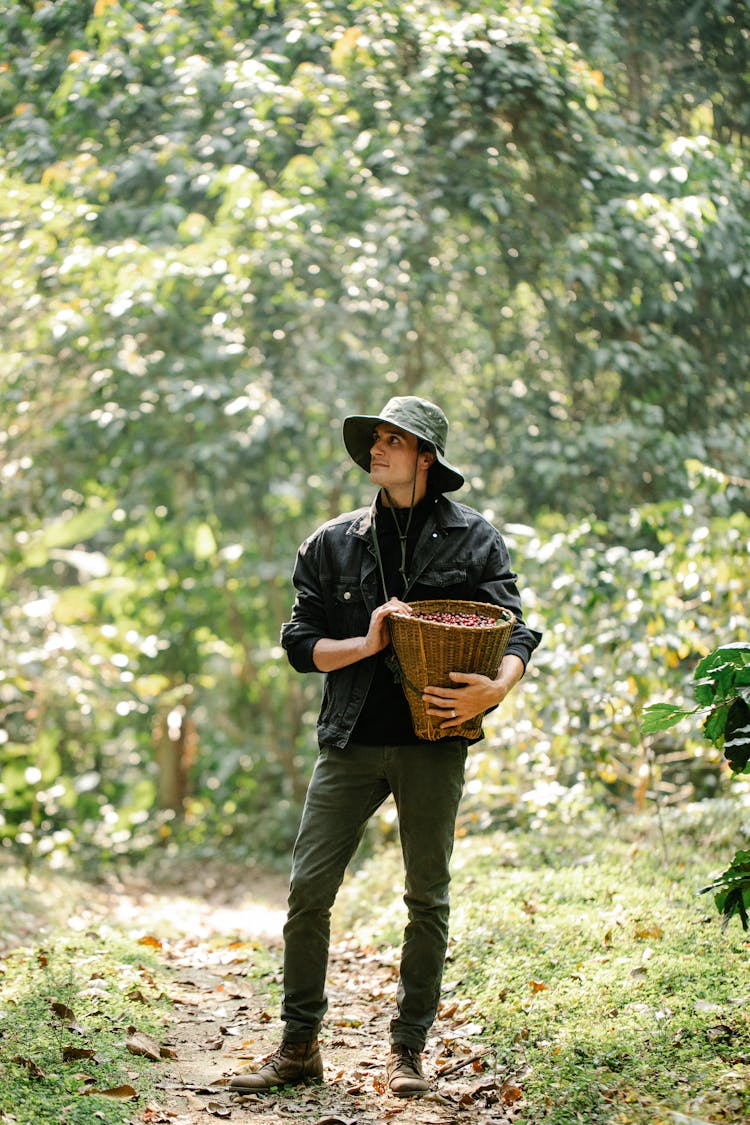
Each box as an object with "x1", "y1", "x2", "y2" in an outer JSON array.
[
  {"x1": 229, "y1": 1038, "x2": 323, "y2": 1090},
  {"x1": 386, "y1": 1043, "x2": 430, "y2": 1097}
]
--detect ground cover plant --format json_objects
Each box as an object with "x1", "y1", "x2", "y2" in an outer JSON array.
[
  {"x1": 335, "y1": 800, "x2": 750, "y2": 1125},
  {"x1": 1, "y1": 800, "x2": 749, "y2": 1124},
  {"x1": 0, "y1": 923, "x2": 173, "y2": 1125}
]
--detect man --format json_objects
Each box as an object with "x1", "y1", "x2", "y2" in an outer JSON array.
[{"x1": 229, "y1": 396, "x2": 541, "y2": 1097}]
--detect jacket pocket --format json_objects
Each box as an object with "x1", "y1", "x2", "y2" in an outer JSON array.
[
  {"x1": 330, "y1": 579, "x2": 368, "y2": 635},
  {"x1": 412, "y1": 566, "x2": 468, "y2": 599}
]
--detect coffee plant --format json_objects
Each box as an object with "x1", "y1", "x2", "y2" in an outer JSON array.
[{"x1": 643, "y1": 643, "x2": 750, "y2": 929}]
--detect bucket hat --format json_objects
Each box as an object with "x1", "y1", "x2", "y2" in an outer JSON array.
[{"x1": 343, "y1": 395, "x2": 464, "y2": 493}]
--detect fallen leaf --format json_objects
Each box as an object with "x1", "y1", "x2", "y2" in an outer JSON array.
[
  {"x1": 62, "y1": 1046, "x2": 98, "y2": 1062},
  {"x1": 12, "y1": 1055, "x2": 46, "y2": 1078},
  {"x1": 142, "y1": 1109, "x2": 179, "y2": 1123},
  {"x1": 205, "y1": 1103, "x2": 231, "y2": 1118},
  {"x1": 634, "y1": 924, "x2": 663, "y2": 940},
  {"x1": 51, "y1": 1001, "x2": 76, "y2": 1021},
  {"x1": 439, "y1": 1001, "x2": 458, "y2": 1019},
  {"x1": 664, "y1": 1110, "x2": 724, "y2": 1125},
  {"x1": 436, "y1": 1052, "x2": 487, "y2": 1078},
  {"x1": 138, "y1": 936, "x2": 163, "y2": 949},
  {"x1": 500, "y1": 1081, "x2": 524, "y2": 1105},
  {"x1": 159, "y1": 1046, "x2": 178, "y2": 1060},
  {"x1": 82, "y1": 1085, "x2": 138, "y2": 1100},
  {"x1": 126, "y1": 1030, "x2": 162, "y2": 1061},
  {"x1": 529, "y1": 980, "x2": 548, "y2": 993}
]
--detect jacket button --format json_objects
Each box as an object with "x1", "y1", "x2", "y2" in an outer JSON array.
[{"x1": 344, "y1": 591, "x2": 351, "y2": 600}]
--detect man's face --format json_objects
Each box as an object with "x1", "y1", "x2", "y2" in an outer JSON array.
[{"x1": 368, "y1": 423, "x2": 421, "y2": 491}]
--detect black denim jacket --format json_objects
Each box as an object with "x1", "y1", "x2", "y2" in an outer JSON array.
[{"x1": 280, "y1": 493, "x2": 542, "y2": 749}]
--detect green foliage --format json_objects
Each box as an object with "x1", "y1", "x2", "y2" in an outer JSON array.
[
  {"x1": 1, "y1": 0, "x2": 749, "y2": 867},
  {"x1": 336, "y1": 804, "x2": 750, "y2": 1125},
  {"x1": 470, "y1": 490, "x2": 749, "y2": 834},
  {"x1": 642, "y1": 642, "x2": 750, "y2": 929},
  {"x1": 701, "y1": 849, "x2": 750, "y2": 933},
  {"x1": 642, "y1": 643, "x2": 750, "y2": 773},
  {"x1": 0, "y1": 929, "x2": 169, "y2": 1124}
]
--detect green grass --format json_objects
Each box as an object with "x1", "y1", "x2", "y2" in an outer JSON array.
[
  {"x1": 0, "y1": 928, "x2": 171, "y2": 1125},
  {"x1": 334, "y1": 799, "x2": 750, "y2": 1124},
  {"x1": 2, "y1": 799, "x2": 748, "y2": 1124}
]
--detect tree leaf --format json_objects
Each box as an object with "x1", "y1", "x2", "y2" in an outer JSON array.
[
  {"x1": 703, "y1": 702, "x2": 730, "y2": 746},
  {"x1": 640, "y1": 703, "x2": 694, "y2": 735},
  {"x1": 723, "y1": 698, "x2": 750, "y2": 773}
]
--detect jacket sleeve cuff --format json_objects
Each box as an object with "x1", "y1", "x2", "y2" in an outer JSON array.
[{"x1": 285, "y1": 635, "x2": 320, "y2": 673}]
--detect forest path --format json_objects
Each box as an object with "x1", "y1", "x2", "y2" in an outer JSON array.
[{"x1": 99, "y1": 860, "x2": 526, "y2": 1125}]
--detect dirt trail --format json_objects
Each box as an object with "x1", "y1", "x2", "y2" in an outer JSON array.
[{"x1": 96, "y1": 863, "x2": 525, "y2": 1124}]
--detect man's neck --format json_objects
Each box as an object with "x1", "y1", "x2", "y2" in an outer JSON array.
[{"x1": 380, "y1": 483, "x2": 429, "y2": 510}]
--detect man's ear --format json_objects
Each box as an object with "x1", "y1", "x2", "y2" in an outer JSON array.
[{"x1": 419, "y1": 444, "x2": 436, "y2": 468}]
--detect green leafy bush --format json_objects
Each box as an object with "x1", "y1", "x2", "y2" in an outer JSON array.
[{"x1": 643, "y1": 643, "x2": 750, "y2": 929}]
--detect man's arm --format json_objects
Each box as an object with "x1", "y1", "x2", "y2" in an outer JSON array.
[{"x1": 312, "y1": 597, "x2": 412, "y2": 672}]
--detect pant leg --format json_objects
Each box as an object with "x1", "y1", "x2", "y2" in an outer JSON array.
[
  {"x1": 385, "y1": 738, "x2": 468, "y2": 1051},
  {"x1": 282, "y1": 742, "x2": 391, "y2": 1041}
]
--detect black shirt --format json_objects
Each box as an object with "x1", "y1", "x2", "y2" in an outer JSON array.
[{"x1": 349, "y1": 492, "x2": 432, "y2": 745}]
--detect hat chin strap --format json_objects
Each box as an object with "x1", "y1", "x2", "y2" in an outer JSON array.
[{"x1": 380, "y1": 460, "x2": 419, "y2": 595}]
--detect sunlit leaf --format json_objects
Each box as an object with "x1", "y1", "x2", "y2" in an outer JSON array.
[{"x1": 640, "y1": 702, "x2": 695, "y2": 735}]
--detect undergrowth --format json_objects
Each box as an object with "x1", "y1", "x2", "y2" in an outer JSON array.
[
  {"x1": 0, "y1": 929, "x2": 171, "y2": 1125},
  {"x1": 335, "y1": 797, "x2": 750, "y2": 1124},
  {"x1": 2, "y1": 798, "x2": 749, "y2": 1124}
]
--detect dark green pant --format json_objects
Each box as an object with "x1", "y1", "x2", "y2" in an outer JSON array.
[{"x1": 281, "y1": 738, "x2": 468, "y2": 1051}]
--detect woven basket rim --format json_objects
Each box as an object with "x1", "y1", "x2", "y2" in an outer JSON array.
[{"x1": 390, "y1": 599, "x2": 516, "y2": 632}]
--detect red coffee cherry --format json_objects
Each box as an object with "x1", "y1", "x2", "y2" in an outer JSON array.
[{"x1": 415, "y1": 611, "x2": 496, "y2": 627}]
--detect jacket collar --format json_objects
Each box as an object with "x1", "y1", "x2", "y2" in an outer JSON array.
[{"x1": 347, "y1": 492, "x2": 468, "y2": 542}]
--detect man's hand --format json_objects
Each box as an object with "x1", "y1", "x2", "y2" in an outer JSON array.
[
  {"x1": 313, "y1": 597, "x2": 412, "y2": 672},
  {"x1": 363, "y1": 596, "x2": 413, "y2": 656},
  {"x1": 422, "y1": 653, "x2": 525, "y2": 730}
]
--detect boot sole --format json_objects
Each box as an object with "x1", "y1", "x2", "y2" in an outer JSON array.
[
  {"x1": 230, "y1": 1075, "x2": 323, "y2": 1092},
  {"x1": 389, "y1": 1084, "x2": 429, "y2": 1098}
]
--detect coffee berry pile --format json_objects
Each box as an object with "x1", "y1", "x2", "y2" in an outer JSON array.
[{"x1": 415, "y1": 610, "x2": 497, "y2": 628}]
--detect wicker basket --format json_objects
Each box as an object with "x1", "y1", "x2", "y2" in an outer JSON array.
[{"x1": 388, "y1": 599, "x2": 516, "y2": 741}]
